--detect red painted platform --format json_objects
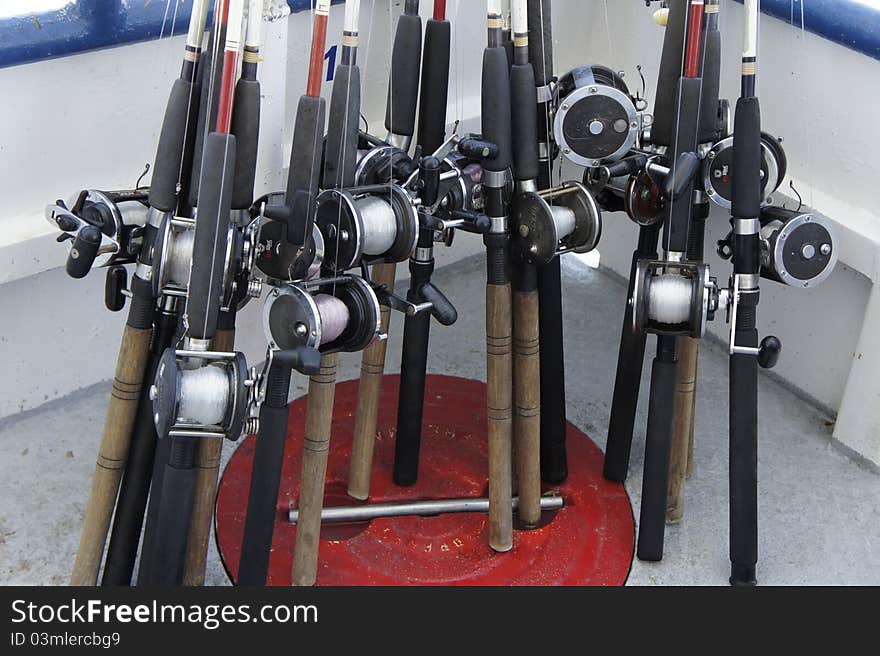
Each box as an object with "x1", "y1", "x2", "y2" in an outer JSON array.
[{"x1": 216, "y1": 375, "x2": 634, "y2": 585}]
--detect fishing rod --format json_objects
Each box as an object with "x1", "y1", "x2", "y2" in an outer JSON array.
[
  {"x1": 349, "y1": 0, "x2": 424, "y2": 499},
  {"x1": 137, "y1": 0, "x2": 252, "y2": 586},
  {"x1": 528, "y1": 0, "x2": 569, "y2": 485},
  {"x1": 237, "y1": 0, "x2": 339, "y2": 586},
  {"x1": 482, "y1": 0, "x2": 515, "y2": 553},
  {"x1": 391, "y1": 0, "x2": 453, "y2": 489},
  {"x1": 43, "y1": 0, "x2": 210, "y2": 586}
]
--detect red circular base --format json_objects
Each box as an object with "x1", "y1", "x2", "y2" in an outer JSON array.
[{"x1": 216, "y1": 375, "x2": 634, "y2": 585}]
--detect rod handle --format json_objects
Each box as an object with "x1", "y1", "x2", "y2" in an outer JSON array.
[{"x1": 385, "y1": 12, "x2": 423, "y2": 140}]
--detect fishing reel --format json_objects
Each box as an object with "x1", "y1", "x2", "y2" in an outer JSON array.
[
  {"x1": 263, "y1": 274, "x2": 383, "y2": 354},
  {"x1": 151, "y1": 208, "x2": 262, "y2": 311},
  {"x1": 717, "y1": 206, "x2": 839, "y2": 289},
  {"x1": 553, "y1": 65, "x2": 644, "y2": 168},
  {"x1": 254, "y1": 191, "x2": 324, "y2": 284},
  {"x1": 631, "y1": 259, "x2": 720, "y2": 338},
  {"x1": 314, "y1": 183, "x2": 420, "y2": 272},
  {"x1": 45, "y1": 189, "x2": 151, "y2": 279},
  {"x1": 512, "y1": 181, "x2": 603, "y2": 265},
  {"x1": 151, "y1": 348, "x2": 251, "y2": 440},
  {"x1": 703, "y1": 132, "x2": 787, "y2": 209}
]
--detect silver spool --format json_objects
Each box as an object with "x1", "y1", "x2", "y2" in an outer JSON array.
[
  {"x1": 646, "y1": 274, "x2": 693, "y2": 325},
  {"x1": 551, "y1": 206, "x2": 577, "y2": 241},
  {"x1": 357, "y1": 195, "x2": 398, "y2": 256},
  {"x1": 178, "y1": 365, "x2": 230, "y2": 427}
]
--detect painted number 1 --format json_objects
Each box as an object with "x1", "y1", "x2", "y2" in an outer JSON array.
[{"x1": 324, "y1": 45, "x2": 338, "y2": 82}]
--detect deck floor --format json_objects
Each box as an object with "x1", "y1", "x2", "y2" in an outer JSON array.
[{"x1": 1, "y1": 255, "x2": 878, "y2": 586}]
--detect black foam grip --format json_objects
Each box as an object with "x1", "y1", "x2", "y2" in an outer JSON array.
[
  {"x1": 636, "y1": 337, "x2": 678, "y2": 562},
  {"x1": 511, "y1": 63, "x2": 540, "y2": 183},
  {"x1": 606, "y1": 154, "x2": 648, "y2": 179},
  {"x1": 324, "y1": 65, "x2": 361, "y2": 189},
  {"x1": 188, "y1": 132, "x2": 236, "y2": 341},
  {"x1": 481, "y1": 47, "x2": 513, "y2": 173},
  {"x1": 188, "y1": 47, "x2": 220, "y2": 209},
  {"x1": 729, "y1": 304, "x2": 758, "y2": 585},
  {"x1": 603, "y1": 229, "x2": 660, "y2": 482},
  {"x1": 384, "y1": 13, "x2": 422, "y2": 138},
  {"x1": 731, "y1": 96, "x2": 762, "y2": 220},
  {"x1": 150, "y1": 78, "x2": 196, "y2": 213},
  {"x1": 527, "y1": 0, "x2": 554, "y2": 86},
  {"x1": 102, "y1": 309, "x2": 176, "y2": 586},
  {"x1": 231, "y1": 78, "x2": 261, "y2": 210},
  {"x1": 394, "y1": 307, "x2": 431, "y2": 487},
  {"x1": 140, "y1": 438, "x2": 197, "y2": 585},
  {"x1": 418, "y1": 19, "x2": 451, "y2": 154},
  {"x1": 126, "y1": 275, "x2": 155, "y2": 330},
  {"x1": 238, "y1": 364, "x2": 292, "y2": 585},
  {"x1": 698, "y1": 29, "x2": 722, "y2": 144},
  {"x1": 485, "y1": 233, "x2": 510, "y2": 286},
  {"x1": 285, "y1": 95, "x2": 326, "y2": 247},
  {"x1": 136, "y1": 433, "x2": 169, "y2": 583},
  {"x1": 652, "y1": 0, "x2": 688, "y2": 148},
  {"x1": 663, "y1": 77, "x2": 701, "y2": 254},
  {"x1": 66, "y1": 225, "x2": 101, "y2": 279},
  {"x1": 538, "y1": 257, "x2": 567, "y2": 483}
]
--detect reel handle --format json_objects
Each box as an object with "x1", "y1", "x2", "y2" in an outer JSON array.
[
  {"x1": 66, "y1": 225, "x2": 102, "y2": 279},
  {"x1": 758, "y1": 335, "x2": 782, "y2": 370},
  {"x1": 420, "y1": 282, "x2": 458, "y2": 326},
  {"x1": 276, "y1": 346, "x2": 322, "y2": 377},
  {"x1": 105, "y1": 265, "x2": 129, "y2": 312},
  {"x1": 605, "y1": 154, "x2": 648, "y2": 179},
  {"x1": 458, "y1": 137, "x2": 499, "y2": 161},
  {"x1": 662, "y1": 151, "x2": 700, "y2": 200},
  {"x1": 441, "y1": 210, "x2": 492, "y2": 235}
]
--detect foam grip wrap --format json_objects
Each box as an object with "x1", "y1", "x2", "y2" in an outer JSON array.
[
  {"x1": 637, "y1": 338, "x2": 678, "y2": 562},
  {"x1": 731, "y1": 96, "x2": 762, "y2": 220},
  {"x1": 652, "y1": 0, "x2": 688, "y2": 148},
  {"x1": 527, "y1": 0, "x2": 554, "y2": 86},
  {"x1": 142, "y1": 440, "x2": 197, "y2": 585},
  {"x1": 729, "y1": 305, "x2": 758, "y2": 585},
  {"x1": 384, "y1": 12, "x2": 422, "y2": 138},
  {"x1": 324, "y1": 65, "x2": 361, "y2": 189},
  {"x1": 538, "y1": 257, "x2": 567, "y2": 483},
  {"x1": 481, "y1": 47, "x2": 513, "y2": 173},
  {"x1": 188, "y1": 48, "x2": 219, "y2": 209},
  {"x1": 238, "y1": 363, "x2": 293, "y2": 585},
  {"x1": 698, "y1": 28, "x2": 722, "y2": 144},
  {"x1": 663, "y1": 77, "x2": 701, "y2": 254},
  {"x1": 231, "y1": 78, "x2": 261, "y2": 210},
  {"x1": 511, "y1": 62, "x2": 540, "y2": 183},
  {"x1": 150, "y1": 78, "x2": 197, "y2": 213},
  {"x1": 417, "y1": 19, "x2": 451, "y2": 154},
  {"x1": 394, "y1": 301, "x2": 431, "y2": 487},
  {"x1": 286, "y1": 95, "x2": 326, "y2": 245},
  {"x1": 189, "y1": 132, "x2": 236, "y2": 341}
]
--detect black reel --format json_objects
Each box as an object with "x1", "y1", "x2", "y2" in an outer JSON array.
[
  {"x1": 759, "y1": 206, "x2": 838, "y2": 288},
  {"x1": 315, "y1": 183, "x2": 419, "y2": 272},
  {"x1": 512, "y1": 181, "x2": 602, "y2": 265},
  {"x1": 632, "y1": 260, "x2": 719, "y2": 338},
  {"x1": 151, "y1": 349, "x2": 250, "y2": 441},
  {"x1": 553, "y1": 65, "x2": 641, "y2": 168},
  {"x1": 255, "y1": 192, "x2": 324, "y2": 283},
  {"x1": 703, "y1": 132, "x2": 787, "y2": 209},
  {"x1": 46, "y1": 189, "x2": 150, "y2": 278},
  {"x1": 263, "y1": 275, "x2": 382, "y2": 355}
]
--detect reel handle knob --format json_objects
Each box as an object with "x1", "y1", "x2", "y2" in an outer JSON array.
[
  {"x1": 66, "y1": 225, "x2": 101, "y2": 279},
  {"x1": 458, "y1": 137, "x2": 499, "y2": 161},
  {"x1": 605, "y1": 154, "x2": 648, "y2": 179},
  {"x1": 445, "y1": 210, "x2": 491, "y2": 235},
  {"x1": 419, "y1": 156, "x2": 442, "y2": 207},
  {"x1": 421, "y1": 282, "x2": 458, "y2": 326},
  {"x1": 104, "y1": 265, "x2": 128, "y2": 312},
  {"x1": 663, "y1": 151, "x2": 700, "y2": 200},
  {"x1": 276, "y1": 346, "x2": 322, "y2": 377},
  {"x1": 758, "y1": 335, "x2": 782, "y2": 370}
]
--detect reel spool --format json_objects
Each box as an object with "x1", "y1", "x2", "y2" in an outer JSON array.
[
  {"x1": 624, "y1": 171, "x2": 664, "y2": 227},
  {"x1": 631, "y1": 260, "x2": 718, "y2": 338},
  {"x1": 255, "y1": 191, "x2": 324, "y2": 284},
  {"x1": 315, "y1": 183, "x2": 419, "y2": 272},
  {"x1": 355, "y1": 145, "x2": 417, "y2": 187},
  {"x1": 263, "y1": 275, "x2": 382, "y2": 355},
  {"x1": 151, "y1": 349, "x2": 250, "y2": 440},
  {"x1": 45, "y1": 189, "x2": 150, "y2": 274},
  {"x1": 152, "y1": 212, "x2": 259, "y2": 310},
  {"x1": 760, "y1": 206, "x2": 838, "y2": 288},
  {"x1": 703, "y1": 132, "x2": 787, "y2": 209},
  {"x1": 553, "y1": 65, "x2": 640, "y2": 168},
  {"x1": 512, "y1": 181, "x2": 602, "y2": 265}
]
